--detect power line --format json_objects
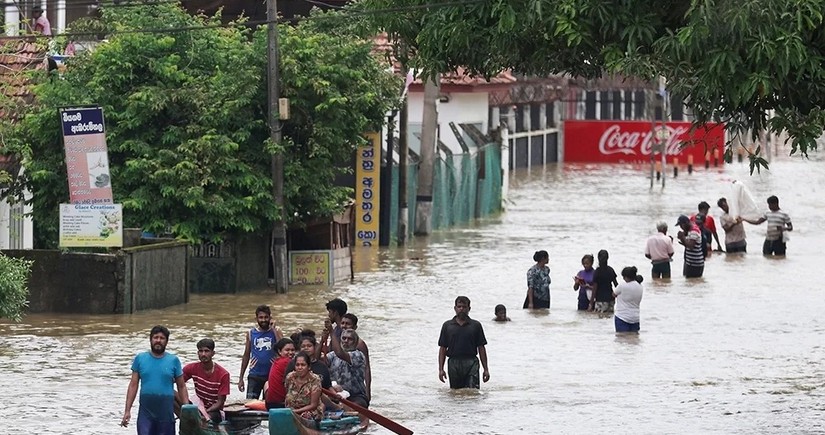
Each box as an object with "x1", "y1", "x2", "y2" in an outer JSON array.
[
  {"x1": 0, "y1": 0, "x2": 486, "y2": 41},
  {"x1": 0, "y1": 0, "x2": 180, "y2": 11}
]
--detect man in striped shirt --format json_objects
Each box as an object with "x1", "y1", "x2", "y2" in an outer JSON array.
[
  {"x1": 179, "y1": 339, "x2": 230, "y2": 423},
  {"x1": 745, "y1": 195, "x2": 793, "y2": 256},
  {"x1": 676, "y1": 214, "x2": 705, "y2": 278}
]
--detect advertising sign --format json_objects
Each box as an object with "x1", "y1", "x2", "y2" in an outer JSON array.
[
  {"x1": 563, "y1": 120, "x2": 725, "y2": 164},
  {"x1": 59, "y1": 203, "x2": 123, "y2": 247},
  {"x1": 355, "y1": 133, "x2": 381, "y2": 247},
  {"x1": 289, "y1": 250, "x2": 331, "y2": 285},
  {"x1": 60, "y1": 107, "x2": 113, "y2": 204}
]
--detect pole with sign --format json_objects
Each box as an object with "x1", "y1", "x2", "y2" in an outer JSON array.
[
  {"x1": 59, "y1": 107, "x2": 113, "y2": 205},
  {"x1": 355, "y1": 133, "x2": 381, "y2": 247}
]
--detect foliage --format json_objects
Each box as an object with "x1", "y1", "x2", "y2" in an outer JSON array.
[
  {"x1": 362, "y1": 0, "x2": 825, "y2": 171},
  {"x1": 2, "y1": 4, "x2": 399, "y2": 247},
  {"x1": 0, "y1": 254, "x2": 33, "y2": 322}
]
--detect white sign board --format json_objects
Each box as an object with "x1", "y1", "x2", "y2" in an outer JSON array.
[{"x1": 59, "y1": 203, "x2": 123, "y2": 247}]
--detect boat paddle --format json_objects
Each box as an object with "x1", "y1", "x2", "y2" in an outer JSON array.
[{"x1": 322, "y1": 388, "x2": 413, "y2": 435}]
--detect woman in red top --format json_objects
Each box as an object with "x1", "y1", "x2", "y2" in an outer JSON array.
[{"x1": 265, "y1": 338, "x2": 296, "y2": 409}]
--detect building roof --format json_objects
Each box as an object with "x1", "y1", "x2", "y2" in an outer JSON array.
[
  {"x1": 372, "y1": 33, "x2": 516, "y2": 93},
  {"x1": 0, "y1": 39, "x2": 45, "y2": 121},
  {"x1": 0, "y1": 38, "x2": 44, "y2": 173}
]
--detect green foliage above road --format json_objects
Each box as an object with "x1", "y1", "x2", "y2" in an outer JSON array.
[
  {"x1": 363, "y1": 0, "x2": 825, "y2": 168},
  {"x1": 0, "y1": 254, "x2": 32, "y2": 322},
  {"x1": 2, "y1": 4, "x2": 399, "y2": 247}
]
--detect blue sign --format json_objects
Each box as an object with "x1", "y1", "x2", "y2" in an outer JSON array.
[{"x1": 60, "y1": 107, "x2": 105, "y2": 137}]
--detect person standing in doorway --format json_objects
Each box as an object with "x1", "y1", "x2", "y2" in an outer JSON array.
[
  {"x1": 644, "y1": 222, "x2": 674, "y2": 279},
  {"x1": 121, "y1": 325, "x2": 188, "y2": 435},
  {"x1": 613, "y1": 267, "x2": 644, "y2": 333},
  {"x1": 717, "y1": 197, "x2": 747, "y2": 253},
  {"x1": 592, "y1": 250, "x2": 618, "y2": 313},
  {"x1": 745, "y1": 195, "x2": 793, "y2": 256},
  {"x1": 676, "y1": 214, "x2": 704, "y2": 278},
  {"x1": 239, "y1": 305, "x2": 283, "y2": 399},
  {"x1": 32, "y1": 6, "x2": 52, "y2": 36},
  {"x1": 523, "y1": 250, "x2": 551, "y2": 309},
  {"x1": 178, "y1": 338, "x2": 230, "y2": 424},
  {"x1": 438, "y1": 296, "x2": 490, "y2": 389}
]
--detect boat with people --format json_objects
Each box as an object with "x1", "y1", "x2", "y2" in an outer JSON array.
[{"x1": 178, "y1": 403, "x2": 365, "y2": 435}]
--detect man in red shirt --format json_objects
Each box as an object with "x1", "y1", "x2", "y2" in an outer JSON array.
[
  {"x1": 691, "y1": 201, "x2": 723, "y2": 252},
  {"x1": 179, "y1": 339, "x2": 230, "y2": 423}
]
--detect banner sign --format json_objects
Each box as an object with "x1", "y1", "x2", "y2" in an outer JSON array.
[
  {"x1": 59, "y1": 203, "x2": 123, "y2": 247},
  {"x1": 60, "y1": 107, "x2": 114, "y2": 204},
  {"x1": 355, "y1": 133, "x2": 381, "y2": 247},
  {"x1": 563, "y1": 120, "x2": 725, "y2": 164},
  {"x1": 289, "y1": 250, "x2": 331, "y2": 285}
]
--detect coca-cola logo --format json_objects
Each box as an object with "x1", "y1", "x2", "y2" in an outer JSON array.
[{"x1": 598, "y1": 125, "x2": 690, "y2": 156}]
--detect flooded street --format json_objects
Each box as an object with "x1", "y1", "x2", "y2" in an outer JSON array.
[{"x1": 2, "y1": 152, "x2": 825, "y2": 434}]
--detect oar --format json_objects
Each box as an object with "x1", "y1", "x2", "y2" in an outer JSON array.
[{"x1": 322, "y1": 388, "x2": 413, "y2": 435}]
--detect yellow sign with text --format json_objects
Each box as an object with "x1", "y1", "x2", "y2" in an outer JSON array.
[
  {"x1": 355, "y1": 133, "x2": 381, "y2": 247},
  {"x1": 289, "y1": 251, "x2": 331, "y2": 285}
]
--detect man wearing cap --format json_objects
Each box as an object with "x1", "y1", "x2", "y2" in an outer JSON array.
[
  {"x1": 676, "y1": 215, "x2": 704, "y2": 278},
  {"x1": 691, "y1": 201, "x2": 722, "y2": 252},
  {"x1": 644, "y1": 222, "x2": 674, "y2": 279},
  {"x1": 32, "y1": 6, "x2": 52, "y2": 36}
]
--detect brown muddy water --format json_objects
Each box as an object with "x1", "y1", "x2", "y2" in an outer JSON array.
[{"x1": 1, "y1": 151, "x2": 824, "y2": 434}]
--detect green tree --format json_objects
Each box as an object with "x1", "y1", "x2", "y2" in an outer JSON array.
[
  {"x1": 362, "y1": 0, "x2": 825, "y2": 169},
  {"x1": 0, "y1": 254, "x2": 33, "y2": 321},
  {"x1": 2, "y1": 4, "x2": 398, "y2": 247}
]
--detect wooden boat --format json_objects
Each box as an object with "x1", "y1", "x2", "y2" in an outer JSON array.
[{"x1": 179, "y1": 404, "x2": 365, "y2": 435}]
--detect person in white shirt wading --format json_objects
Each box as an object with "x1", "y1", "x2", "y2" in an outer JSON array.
[
  {"x1": 613, "y1": 266, "x2": 644, "y2": 333},
  {"x1": 645, "y1": 222, "x2": 674, "y2": 279}
]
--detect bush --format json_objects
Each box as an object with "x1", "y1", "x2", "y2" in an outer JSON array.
[{"x1": 0, "y1": 254, "x2": 33, "y2": 321}]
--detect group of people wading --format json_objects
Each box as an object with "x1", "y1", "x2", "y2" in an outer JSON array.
[
  {"x1": 519, "y1": 194, "x2": 794, "y2": 336},
  {"x1": 120, "y1": 298, "x2": 370, "y2": 435}
]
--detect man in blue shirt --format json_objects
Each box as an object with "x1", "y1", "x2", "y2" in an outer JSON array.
[
  {"x1": 238, "y1": 305, "x2": 283, "y2": 399},
  {"x1": 121, "y1": 325, "x2": 188, "y2": 435}
]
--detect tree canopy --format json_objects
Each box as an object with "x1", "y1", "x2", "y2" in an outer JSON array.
[
  {"x1": 1, "y1": 4, "x2": 399, "y2": 247},
  {"x1": 362, "y1": 0, "x2": 825, "y2": 167}
]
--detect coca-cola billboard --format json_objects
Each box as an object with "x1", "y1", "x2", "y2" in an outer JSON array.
[{"x1": 563, "y1": 120, "x2": 725, "y2": 164}]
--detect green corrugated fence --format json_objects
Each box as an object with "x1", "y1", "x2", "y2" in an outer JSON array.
[{"x1": 387, "y1": 143, "x2": 502, "y2": 243}]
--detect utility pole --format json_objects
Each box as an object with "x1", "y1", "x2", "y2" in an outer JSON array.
[
  {"x1": 415, "y1": 76, "x2": 439, "y2": 235},
  {"x1": 398, "y1": 100, "x2": 408, "y2": 244},
  {"x1": 267, "y1": 0, "x2": 287, "y2": 292}
]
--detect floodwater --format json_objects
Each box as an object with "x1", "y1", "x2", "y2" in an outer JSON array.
[{"x1": 2, "y1": 150, "x2": 825, "y2": 435}]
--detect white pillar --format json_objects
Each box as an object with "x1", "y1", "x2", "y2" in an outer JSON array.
[
  {"x1": 5, "y1": 4, "x2": 20, "y2": 36},
  {"x1": 500, "y1": 125, "x2": 510, "y2": 205},
  {"x1": 57, "y1": 0, "x2": 66, "y2": 34}
]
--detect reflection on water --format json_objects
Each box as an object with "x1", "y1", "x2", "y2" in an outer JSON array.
[{"x1": 2, "y1": 154, "x2": 825, "y2": 434}]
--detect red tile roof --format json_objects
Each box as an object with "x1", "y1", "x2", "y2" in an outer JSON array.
[
  {"x1": 0, "y1": 38, "x2": 46, "y2": 122},
  {"x1": 372, "y1": 33, "x2": 516, "y2": 91}
]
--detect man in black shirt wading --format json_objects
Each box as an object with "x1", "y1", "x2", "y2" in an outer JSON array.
[{"x1": 437, "y1": 296, "x2": 490, "y2": 389}]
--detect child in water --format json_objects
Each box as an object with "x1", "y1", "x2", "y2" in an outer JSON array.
[
  {"x1": 493, "y1": 304, "x2": 511, "y2": 322},
  {"x1": 573, "y1": 254, "x2": 595, "y2": 311}
]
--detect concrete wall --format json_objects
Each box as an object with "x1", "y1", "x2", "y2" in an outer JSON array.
[
  {"x1": 235, "y1": 234, "x2": 269, "y2": 291},
  {"x1": 3, "y1": 241, "x2": 189, "y2": 314},
  {"x1": 189, "y1": 233, "x2": 270, "y2": 294},
  {"x1": 123, "y1": 242, "x2": 189, "y2": 313},
  {"x1": 331, "y1": 247, "x2": 351, "y2": 283},
  {"x1": 4, "y1": 249, "x2": 122, "y2": 314}
]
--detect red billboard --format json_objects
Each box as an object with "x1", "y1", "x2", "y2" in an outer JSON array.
[{"x1": 563, "y1": 120, "x2": 725, "y2": 164}]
